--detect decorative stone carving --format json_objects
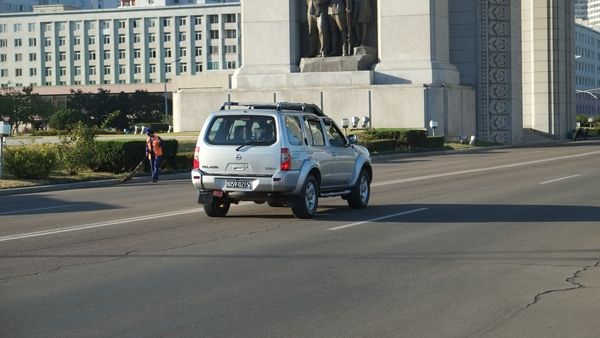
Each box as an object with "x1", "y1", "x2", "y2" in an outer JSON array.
[{"x1": 480, "y1": 0, "x2": 512, "y2": 144}]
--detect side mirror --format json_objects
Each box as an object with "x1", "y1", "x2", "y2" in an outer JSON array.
[{"x1": 347, "y1": 134, "x2": 358, "y2": 144}]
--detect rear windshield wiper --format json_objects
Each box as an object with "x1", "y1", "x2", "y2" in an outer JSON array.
[{"x1": 236, "y1": 141, "x2": 263, "y2": 151}]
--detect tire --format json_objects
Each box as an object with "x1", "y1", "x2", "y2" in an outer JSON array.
[
  {"x1": 347, "y1": 168, "x2": 370, "y2": 209},
  {"x1": 203, "y1": 195, "x2": 231, "y2": 217},
  {"x1": 291, "y1": 175, "x2": 319, "y2": 219}
]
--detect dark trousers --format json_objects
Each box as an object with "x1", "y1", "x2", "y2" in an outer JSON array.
[{"x1": 149, "y1": 155, "x2": 162, "y2": 181}]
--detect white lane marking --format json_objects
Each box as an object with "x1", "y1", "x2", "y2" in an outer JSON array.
[
  {"x1": 328, "y1": 208, "x2": 428, "y2": 231},
  {"x1": 371, "y1": 150, "x2": 600, "y2": 187},
  {"x1": 0, "y1": 205, "x2": 74, "y2": 216},
  {"x1": 0, "y1": 208, "x2": 202, "y2": 242},
  {"x1": 539, "y1": 174, "x2": 581, "y2": 185}
]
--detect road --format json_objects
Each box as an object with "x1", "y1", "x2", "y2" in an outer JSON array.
[{"x1": 1, "y1": 142, "x2": 600, "y2": 337}]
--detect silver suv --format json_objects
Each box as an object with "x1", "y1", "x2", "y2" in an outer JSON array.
[{"x1": 191, "y1": 102, "x2": 372, "y2": 218}]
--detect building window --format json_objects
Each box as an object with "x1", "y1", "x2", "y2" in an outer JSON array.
[
  {"x1": 89, "y1": 36, "x2": 96, "y2": 45},
  {"x1": 89, "y1": 66, "x2": 96, "y2": 75},
  {"x1": 163, "y1": 18, "x2": 171, "y2": 27},
  {"x1": 104, "y1": 50, "x2": 111, "y2": 60},
  {"x1": 194, "y1": 17, "x2": 202, "y2": 26},
  {"x1": 14, "y1": 39, "x2": 22, "y2": 47},
  {"x1": 195, "y1": 47, "x2": 202, "y2": 56},
  {"x1": 225, "y1": 30, "x2": 236, "y2": 39},
  {"x1": 44, "y1": 38, "x2": 52, "y2": 47},
  {"x1": 118, "y1": 20, "x2": 126, "y2": 29},
  {"x1": 29, "y1": 53, "x2": 36, "y2": 61},
  {"x1": 224, "y1": 14, "x2": 236, "y2": 23},
  {"x1": 165, "y1": 49, "x2": 172, "y2": 58},
  {"x1": 178, "y1": 17, "x2": 186, "y2": 26},
  {"x1": 15, "y1": 68, "x2": 22, "y2": 77},
  {"x1": 227, "y1": 61, "x2": 237, "y2": 69},
  {"x1": 149, "y1": 64, "x2": 156, "y2": 73},
  {"x1": 0, "y1": 54, "x2": 6, "y2": 62},
  {"x1": 119, "y1": 65, "x2": 126, "y2": 74},
  {"x1": 58, "y1": 22, "x2": 66, "y2": 31},
  {"x1": 0, "y1": 39, "x2": 6, "y2": 47},
  {"x1": 195, "y1": 32, "x2": 202, "y2": 41},
  {"x1": 103, "y1": 35, "x2": 110, "y2": 44},
  {"x1": 102, "y1": 21, "x2": 110, "y2": 29},
  {"x1": 134, "y1": 34, "x2": 141, "y2": 43},
  {"x1": 0, "y1": 69, "x2": 7, "y2": 77},
  {"x1": 119, "y1": 35, "x2": 125, "y2": 44},
  {"x1": 225, "y1": 45, "x2": 236, "y2": 54},
  {"x1": 210, "y1": 30, "x2": 219, "y2": 39},
  {"x1": 134, "y1": 49, "x2": 141, "y2": 58},
  {"x1": 209, "y1": 15, "x2": 219, "y2": 24},
  {"x1": 89, "y1": 51, "x2": 96, "y2": 60},
  {"x1": 28, "y1": 23, "x2": 35, "y2": 32},
  {"x1": 148, "y1": 34, "x2": 156, "y2": 43},
  {"x1": 179, "y1": 63, "x2": 187, "y2": 72},
  {"x1": 147, "y1": 19, "x2": 156, "y2": 27},
  {"x1": 45, "y1": 68, "x2": 52, "y2": 76},
  {"x1": 119, "y1": 50, "x2": 126, "y2": 59},
  {"x1": 74, "y1": 66, "x2": 81, "y2": 75},
  {"x1": 134, "y1": 64, "x2": 141, "y2": 74},
  {"x1": 195, "y1": 63, "x2": 202, "y2": 72},
  {"x1": 88, "y1": 22, "x2": 96, "y2": 30},
  {"x1": 73, "y1": 36, "x2": 81, "y2": 45},
  {"x1": 74, "y1": 51, "x2": 81, "y2": 60},
  {"x1": 45, "y1": 53, "x2": 52, "y2": 62},
  {"x1": 60, "y1": 52, "x2": 66, "y2": 61},
  {"x1": 43, "y1": 23, "x2": 52, "y2": 32},
  {"x1": 104, "y1": 66, "x2": 111, "y2": 75},
  {"x1": 29, "y1": 38, "x2": 36, "y2": 47},
  {"x1": 149, "y1": 49, "x2": 156, "y2": 58},
  {"x1": 60, "y1": 67, "x2": 67, "y2": 76},
  {"x1": 164, "y1": 33, "x2": 171, "y2": 42},
  {"x1": 0, "y1": 24, "x2": 5, "y2": 33},
  {"x1": 209, "y1": 45, "x2": 219, "y2": 54},
  {"x1": 29, "y1": 68, "x2": 37, "y2": 76},
  {"x1": 15, "y1": 53, "x2": 22, "y2": 62},
  {"x1": 208, "y1": 61, "x2": 219, "y2": 70},
  {"x1": 72, "y1": 22, "x2": 81, "y2": 30},
  {"x1": 180, "y1": 48, "x2": 187, "y2": 57},
  {"x1": 59, "y1": 37, "x2": 66, "y2": 46},
  {"x1": 165, "y1": 64, "x2": 172, "y2": 73},
  {"x1": 179, "y1": 33, "x2": 186, "y2": 41},
  {"x1": 14, "y1": 23, "x2": 21, "y2": 32}
]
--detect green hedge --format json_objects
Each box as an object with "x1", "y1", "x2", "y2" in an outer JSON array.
[
  {"x1": 4, "y1": 144, "x2": 58, "y2": 179},
  {"x1": 425, "y1": 136, "x2": 445, "y2": 148},
  {"x1": 91, "y1": 140, "x2": 178, "y2": 173},
  {"x1": 363, "y1": 129, "x2": 429, "y2": 149},
  {"x1": 358, "y1": 139, "x2": 397, "y2": 153}
]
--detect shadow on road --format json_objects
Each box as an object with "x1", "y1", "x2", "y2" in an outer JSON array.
[{"x1": 0, "y1": 194, "x2": 119, "y2": 216}]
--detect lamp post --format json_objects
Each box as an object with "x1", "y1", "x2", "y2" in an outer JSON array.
[{"x1": 164, "y1": 57, "x2": 182, "y2": 119}]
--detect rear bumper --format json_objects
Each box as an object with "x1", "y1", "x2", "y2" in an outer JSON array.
[{"x1": 191, "y1": 169, "x2": 300, "y2": 194}]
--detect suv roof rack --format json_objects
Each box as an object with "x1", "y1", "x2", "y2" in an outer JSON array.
[{"x1": 220, "y1": 101, "x2": 325, "y2": 117}]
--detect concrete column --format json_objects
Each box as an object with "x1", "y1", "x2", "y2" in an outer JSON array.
[
  {"x1": 232, "y1": 0, "x2": 300, "y2": 88},
  {"x1": 374, "y1": 0, "x2": 459, "y2": 85}
]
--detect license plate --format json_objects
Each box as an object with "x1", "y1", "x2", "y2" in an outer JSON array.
[{"x1": 224, "y1": 179, "x2": 252, "y2": 190}]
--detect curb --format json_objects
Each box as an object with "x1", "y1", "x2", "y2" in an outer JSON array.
[{"x1": 0, "y1": 172, "x2": 190, "y2": 196}]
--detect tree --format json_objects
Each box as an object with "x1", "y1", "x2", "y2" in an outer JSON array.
[{"x1": 0, "y1": 86, "x2": 50, "y2": 134}]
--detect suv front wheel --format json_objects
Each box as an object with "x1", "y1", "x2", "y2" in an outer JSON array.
[
  {"x1": 291, "y1": 175, "x2": 319, "y2": 219},
  {"x1": 347, "y1": 168, "x2": 370, "y2": 209}
]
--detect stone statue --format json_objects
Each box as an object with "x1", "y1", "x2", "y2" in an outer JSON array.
[
  {"x1": 328, "y1": 0, "x2": 352, "y2": 56},
  {"x1": 307, "y1": 0, "x2": 330, "y2": 57},
  {"x1": 352, "y1": 0, "x2": 372, "y2": 47}
]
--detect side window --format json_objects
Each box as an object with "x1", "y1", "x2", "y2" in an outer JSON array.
[
  {"x1": 305, "y1": 118, "x2": 325, "y2": 147},
  {"x1": 323, "y1": 119, "x2": 347, "y2": 147},
  {"x1": 285, "y1": 115, "x2": 303, "y2": 146}
]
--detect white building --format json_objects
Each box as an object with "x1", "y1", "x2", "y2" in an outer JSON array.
[
  {"x1": 0, "y1": 2, "x2": 241, "y2": 93},
  {"x1": 575, "y1": 21, "x2": 600, "y2": 117},
  {"x1": 575, "y1": 0, "x2": 589, "y2": 20},
  {"x1": 0, "y1": 0, "x2": 119, "y2": 12}
]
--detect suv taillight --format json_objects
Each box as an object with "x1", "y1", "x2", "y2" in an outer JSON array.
[
  {"x1": 193, "y1": 146, "x2": 200, "y2": 169},
  {"x1": 281, "y1": 148, "x2": 291, "y2": 171}
]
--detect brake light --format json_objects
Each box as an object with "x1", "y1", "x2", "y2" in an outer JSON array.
[
  {"x1": 193, "y1": 146, "x2": 200, "y2": 169},
  {"x1": 281, "y1": 148, "x2": 291, "y2": 171}
]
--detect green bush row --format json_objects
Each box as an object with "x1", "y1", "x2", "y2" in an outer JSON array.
[
  {"x1": 358, "y1": 136, "x2": 446, "y2": 153},
  {"x1": 362, "y1": 129, "x2": 429, "y2": 148},
  {"x1": 91, "y1": 140, "x2": 179, "y2": 173},
  {"x1": 4, "y1": 145, "x2": 58, "y2": 179}
]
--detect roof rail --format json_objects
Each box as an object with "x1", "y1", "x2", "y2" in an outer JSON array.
[{"x1": 219, "y1": 101, "x2": 325, "y2": 116}]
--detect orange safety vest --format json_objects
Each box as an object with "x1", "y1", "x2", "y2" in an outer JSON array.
[{"x1": 146, "y1": 135, "x2": 163, "y2": 159}]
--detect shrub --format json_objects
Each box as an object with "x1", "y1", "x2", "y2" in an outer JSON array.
[
  {"x1": 424, "y1": 136, "x2": 445, "y2": 148},
  {"x1": 57, "y1": 122, "x2": 97, "y2": 175},
  {"x1": 4, "y1": 144, "x2": 58, "y2": 179},
  {"x1": 48, "y1": 108, "x2": 90, "y2": 130},
  {"x1": 364, "y1": 128, "x2": 428, "y2": 149},
  {"x1": 358, "y1": 139, "x2": 397, "y2": 153},
  {"x1": 164, "y1": 152, "x2": 194, "y2": 171},
  {"x1": 91, "y1": 139, "x2": 178, "y2": 173}
]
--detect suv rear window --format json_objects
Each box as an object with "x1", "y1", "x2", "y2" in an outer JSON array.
[{"x1": 206, "y1": 115, "x2": 277, "y2": 146}]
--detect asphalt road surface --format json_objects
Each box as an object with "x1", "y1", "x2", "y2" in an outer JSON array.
[{"x1": 2, "y1": 142, "x2": 600, "y2": 338}]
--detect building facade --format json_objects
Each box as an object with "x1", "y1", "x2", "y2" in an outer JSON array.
[
  {"x1": 0, "y1": 3, "x2": 241, "y2": 90},
  {"x1": 0, "y1": 0, "x2": 119, "y2": 12},
  {"x1": 575, "y1": 21, "x2": 600, "y2": 117}
]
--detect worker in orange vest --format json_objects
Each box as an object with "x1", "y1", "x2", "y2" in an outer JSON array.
[{"x1": 145, "y1": 128, "x2": 164, "y2": 182}]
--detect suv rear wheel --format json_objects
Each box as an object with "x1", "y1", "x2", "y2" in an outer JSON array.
[
  {"x1": 204, "y1": 195, "x2": 231, "y2": 217},
  {"x1": 347, "y1": 168, "x2": 370, "y2": 209},
  {"x1": 292, "y1": 175, "x2": 319, "y2": 219}
]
